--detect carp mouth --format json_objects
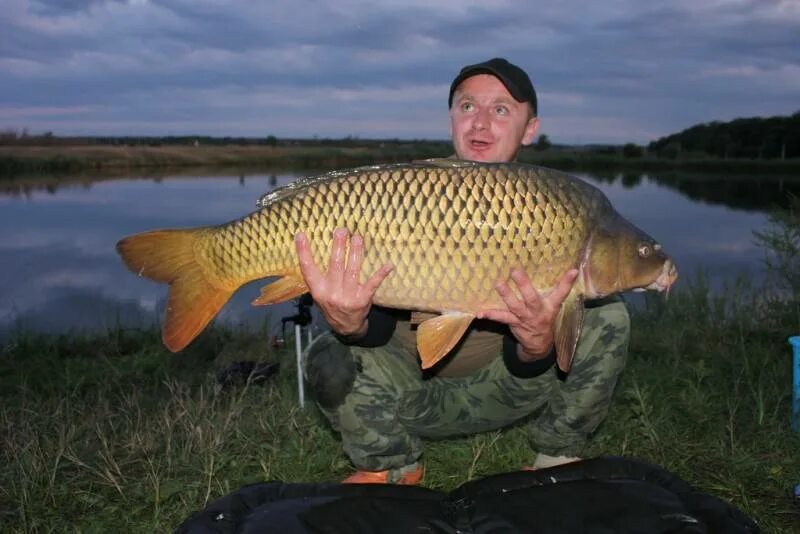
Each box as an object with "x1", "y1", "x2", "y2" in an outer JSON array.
[{"x1": 641, "y1": 260, "x2": 678, "y2": 293}]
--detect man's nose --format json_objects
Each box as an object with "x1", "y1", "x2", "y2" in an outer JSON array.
[{"x1": 472, "y1": 107, "x2": 490, "y2": 130}]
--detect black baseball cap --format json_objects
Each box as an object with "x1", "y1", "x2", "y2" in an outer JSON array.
[{"x1": 448, "y1": 57, "x2": 537, "y2": 116}]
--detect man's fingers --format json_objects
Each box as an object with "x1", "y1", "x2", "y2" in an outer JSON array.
[
  {"x1": 548, "y1": 268, "x2": 580, "y2": 305},
  {"x1": 362, "y1": 263, "x2": 394, "y2": 296},
  {"x1": 495, "y1": 279, "x2": 527, "y2": 315},
  {"x1": 494, "y1": 280, "x2": 513, "y2": 299},
  {"x1": 295, "y1": 232, "x2": 322, "y2": 283},
  {"x1": 477, "y1": 309, "x2": 518, "y2": 325},
  {"x1": 510, "y1": 268, "x2": 543, "y2": 304},
  {"x1": 345, "y1": 234, "x2": 364, "y2": 283},
  {"x1": 327, "y1": 228, "x2": 349, "y2": 276}
]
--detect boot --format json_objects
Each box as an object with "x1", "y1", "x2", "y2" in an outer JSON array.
[{"x1": 342, "y1": 463, "x2": 424, "y2": 485}]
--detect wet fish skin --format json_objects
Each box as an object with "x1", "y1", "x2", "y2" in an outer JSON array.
[{"x1": 116, "y1": 159, "x2": 677, "y2": 371}]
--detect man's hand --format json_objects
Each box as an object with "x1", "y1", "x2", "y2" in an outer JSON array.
[
  {"x1": 295, "y1": 228, "x2": 393, "y2": 338},
  {"x1": 478, "y1": 268, "x2": 579, "y2": 361}
]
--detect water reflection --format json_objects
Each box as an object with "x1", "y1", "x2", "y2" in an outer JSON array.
[
  {"x1": 0, "y1": 173, "x2": 304, "y2": 339},
  {"x1": 0, "y1": 168, "x2": 792, "y2": 339},
  {"x1": 586, "y1": 170, "x2": 799, "y2": 212}
]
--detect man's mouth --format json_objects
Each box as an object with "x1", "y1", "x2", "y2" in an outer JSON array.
[{"x1": 469, "y1": 139, "x2": 491, "y2": 150}]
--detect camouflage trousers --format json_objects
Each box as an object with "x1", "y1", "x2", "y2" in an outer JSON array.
[{"x1": 302, "y1": 298, "x2": 630, "y2": 472}]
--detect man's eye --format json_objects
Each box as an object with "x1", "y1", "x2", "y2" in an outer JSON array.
[
  {"x1": 461, "y1": 102, "x2": 474, "y2": 112},
  {"x1": 495, "y1": 106, "x2": 509, "y2": 115}
]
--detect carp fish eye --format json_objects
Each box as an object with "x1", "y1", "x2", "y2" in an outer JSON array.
[{"x1": 638, "y1": 243, "x2": 653, "y2": 258}]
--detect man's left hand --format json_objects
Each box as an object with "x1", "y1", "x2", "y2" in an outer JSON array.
[{"x1": 478, "y1": 268, "x2": 579, "y2": 361}]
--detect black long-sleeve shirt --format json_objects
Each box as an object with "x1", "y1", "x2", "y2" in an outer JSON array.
[{"x1": 334, "y1": 305, "x2": 556, "y2": 378}]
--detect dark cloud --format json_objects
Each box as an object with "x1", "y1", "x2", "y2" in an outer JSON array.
[
  {"x1": 1, "y1": 0, "x2": 798, "y2": 143},
  {"x1": 29, "y1": 0, "x2": 121, "y2": 16}
]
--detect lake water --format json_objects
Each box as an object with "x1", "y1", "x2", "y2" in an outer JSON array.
[{"x1": 0, "y1": 168, "x2": 795, "y2": 340}]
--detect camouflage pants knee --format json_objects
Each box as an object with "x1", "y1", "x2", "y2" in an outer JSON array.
[{"x1": 303, "y1": 298, "x2": 630, "y2": 471}]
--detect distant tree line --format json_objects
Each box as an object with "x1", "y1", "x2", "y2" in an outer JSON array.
[
  {"x1": 0, "y1": 129, "x2": 57, "y2": 145},
  {"x1": 4, "y1": 111, "x2": 799, "y2": 161},
  {"x1": 648, "y1": 111, "x2": 800, "y2": 159},
  {"x1": 0, "y1": 130, "x2": 282, "y2": 147},
  {"x1": 0, "y1": 130, "x2": 452, "y2": 150}
]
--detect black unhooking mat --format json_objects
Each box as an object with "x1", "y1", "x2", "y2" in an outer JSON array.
[{"x1": 175, "y1": 456, "x2": 759, "y2": 533}]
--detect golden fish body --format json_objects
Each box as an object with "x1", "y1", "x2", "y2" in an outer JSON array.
[
  {"x1": 117, "y1": 160, "x2": 678, "y2": 371},
  {"x1": 211, "y1": 161, "x2": 602, "y2": 310}
]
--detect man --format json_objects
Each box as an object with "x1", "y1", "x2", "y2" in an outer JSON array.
[{"x1": 295, "y1": 58, "x2": 630, "y2": 484}]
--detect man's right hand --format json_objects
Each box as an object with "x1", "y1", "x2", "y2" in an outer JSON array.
[{"x1": 295, "y1": 228, "x2": 393, "y2": 338}]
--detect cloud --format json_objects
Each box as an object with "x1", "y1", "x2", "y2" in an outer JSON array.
[
  {"x1": 1, "y1": 0, "x2": 798, "y2": 143},
  {"x1": 0, "y1": 104, "x2": 99, "y2": 118}
]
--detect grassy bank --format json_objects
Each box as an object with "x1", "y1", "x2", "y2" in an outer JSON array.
[
  {"x1": 2, "y1": 143, "x2": 800, "y2": 178},
  {"x1": 1, "y1": 278, "x2": 799, "y2": 532},
  {"x1": 2, "y1": 195, "x2": 799, "y2": 533},
  {"x1": 0, "y1": 144, "x2": 450, "y2": 177}
]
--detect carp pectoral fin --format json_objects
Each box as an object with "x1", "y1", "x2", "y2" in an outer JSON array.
[
  {"x1": 416, "y1": 312, "x2": 475, "y2": 369},
  {"x1": 252, "y1": 276, "x2": 309, "y2": 306},
  {"x1": 554, "y1": 291, "x2": 585, "y2": 373},
  {"x1": 116, "y1": 228, "x2": 234, "y2": 352}
]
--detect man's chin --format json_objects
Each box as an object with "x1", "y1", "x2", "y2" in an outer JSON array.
[{"x1": 462, "y1": 148, "x2": 495, "y2": 162}]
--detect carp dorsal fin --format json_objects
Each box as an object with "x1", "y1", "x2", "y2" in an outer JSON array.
[
  {"x1": 256, "y1": 180, "x2": 310, "y2": 210},
  {"x1": 417, "y1": 311, "x2": 475, "y2": 368},
  {"x1": 256, "y1": 164, "x2": 371, "y2": 209},
  {"x1": 554, "y1": 289, "x2": 585, "y2": 373},
  {"x1": 252, "y1": 275, "x2": 309, "y2": 305},
  {"x1": 412, "y1": 158, "x2": 479, "y2": 168}
]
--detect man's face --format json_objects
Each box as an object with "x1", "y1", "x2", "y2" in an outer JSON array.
[{"x1": 449, "y1": 74, "x2": 540, "y2": 163}]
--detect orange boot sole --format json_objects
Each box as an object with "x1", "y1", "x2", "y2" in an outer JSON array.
[{"x1": 342, "y1": 465, "x2": 424, "y2": 485}]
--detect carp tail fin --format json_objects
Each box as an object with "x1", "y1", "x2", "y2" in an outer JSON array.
[{"x1": 116, "y1": 229, "x2": 235, "y2": 352}]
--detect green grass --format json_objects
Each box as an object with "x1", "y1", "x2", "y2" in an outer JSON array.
[{"x1": 1, "y1": 280, "x2": 799, "y2": 532}]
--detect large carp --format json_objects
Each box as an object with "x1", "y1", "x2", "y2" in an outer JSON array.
[{"x1": 117, "y1": 159, "x2": 677, "y2": 372}]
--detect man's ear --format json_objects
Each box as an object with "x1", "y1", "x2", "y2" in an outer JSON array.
[{"x1": 521, "y1": 117, "x2": 540, "y2": 145}]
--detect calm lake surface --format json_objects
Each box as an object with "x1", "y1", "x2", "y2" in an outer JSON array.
[{"x1": 0, "y1": 168, "x2": 795, "y2": 340}]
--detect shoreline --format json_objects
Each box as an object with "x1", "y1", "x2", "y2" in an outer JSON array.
[{"x1": 2, "y1": 143, "x2": 799, "y2": 178}]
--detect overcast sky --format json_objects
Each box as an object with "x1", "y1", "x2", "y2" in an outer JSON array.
[{"x1": 1, "y1": 0, "x2": 798, "y2": 144}]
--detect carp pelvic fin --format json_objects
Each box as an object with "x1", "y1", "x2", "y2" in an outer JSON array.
[
  {"x1": 116, "y1": 229, "x2": 234, "y2": 352},
  {"x1": 416, "y1": 312, "x2": 475, "y2": 369},
  {"x1": 252, "y1": 275, "x2": 309, "y2": 306},
  {"x1": 410, "y1": 311, "x2": 437, "y2": 324},
  {"x1": 554, "y1": 290, "x2": 585, "y2": 373}
]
